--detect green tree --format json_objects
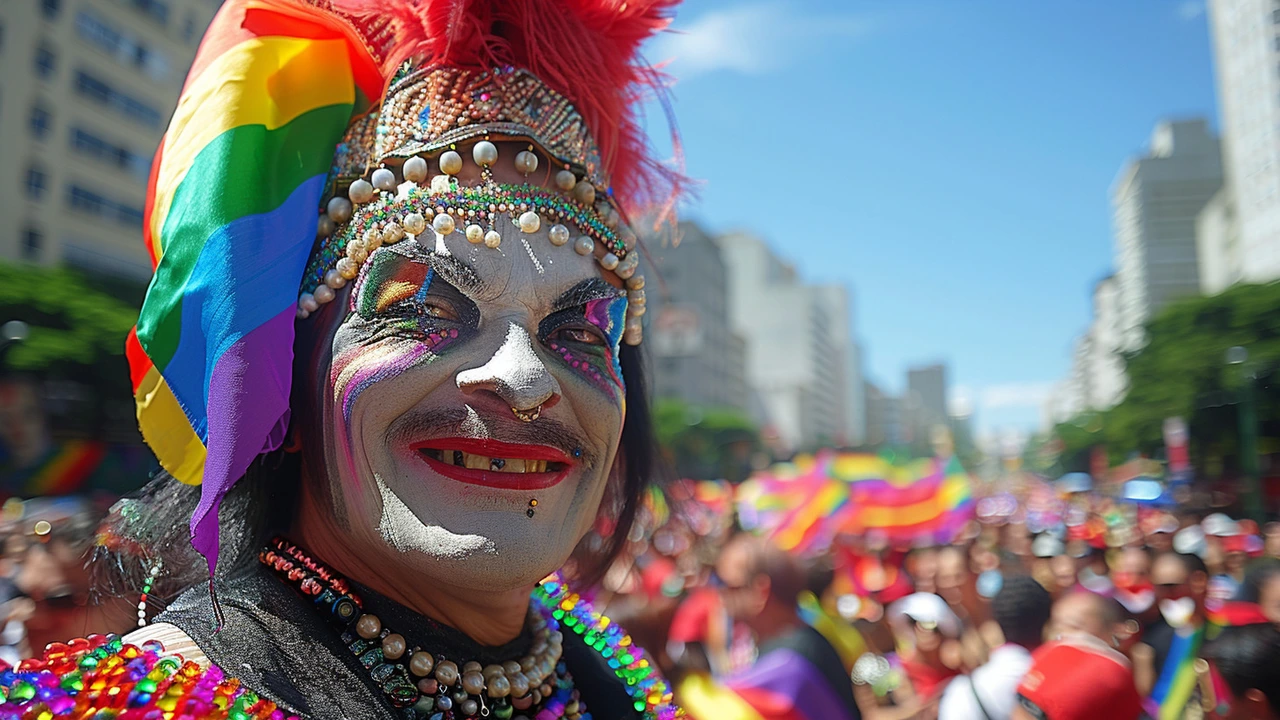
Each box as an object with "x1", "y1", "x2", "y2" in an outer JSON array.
[{"x1": 651, "y1": 398, "x2": 759, "y2": 482}]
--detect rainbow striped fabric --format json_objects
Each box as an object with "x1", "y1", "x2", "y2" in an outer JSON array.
[{"x1": 125, "y1": 0, "x2": 382, "y2": 572}]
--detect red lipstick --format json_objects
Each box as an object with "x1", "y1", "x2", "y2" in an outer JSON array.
[{"x1": 410, "y1": 437, "x2": 573, "y2": 490}]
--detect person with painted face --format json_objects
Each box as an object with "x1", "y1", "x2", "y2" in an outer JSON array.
[{"x1": 8, "y1": 1, "x2": 687, "y2": 719}]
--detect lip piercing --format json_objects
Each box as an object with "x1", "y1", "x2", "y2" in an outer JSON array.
[
  {"x1": 511, "y1": 404, "x2": 542, "y2": 423},
  {"x1": 527, "y1": 498, "x2": 538, "y2": 518}
]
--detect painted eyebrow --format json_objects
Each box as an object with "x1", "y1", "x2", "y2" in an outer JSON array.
[
  {"x1": 552, "y1": 278, "x2": 623, "y2": 313},
  {"x1": 416, "y1": 249, "x2": 487, "y2": 296}
]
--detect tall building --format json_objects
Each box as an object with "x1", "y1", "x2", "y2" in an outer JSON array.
[
  {"x1": 906, "y1": 363, "x2": 948, "y2": 442},
  {"x1": 644, "y1": 222, "x2": 747, "y2": 412},
  {"x1": 812, "y1": 285, "x2": 866, "y2": 446},
  {"x1": 1085, "y1": 276, "x2": 1126, "y2": 409},
  {"x1": 1204, "y1": 0, "x2": 1280, "y2": 286},
  {"x1": 1111, "y1": 119, "x2": 1223, "y2": 350},
  {"x1": 863, "y1": 381, "x2": 904, "y2": 447},
  {"x1": 717, "y1": 232, "x2": 862, "y2": 452},
  {"x1": 0, "y1": 0, "x2": 218, "y2": 279}
]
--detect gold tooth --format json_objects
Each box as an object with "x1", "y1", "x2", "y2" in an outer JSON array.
[
  {"x1": 504, "y1": 458, "x2": 527, "y2": 474},
  {"x1": 531, "y1": 460, "x2": 547, "y2": 473},
  {"x1": 464, "y1": 452, "x2": 490, "y2": 470}
]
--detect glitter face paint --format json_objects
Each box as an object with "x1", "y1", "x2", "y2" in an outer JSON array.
[{"x1": 301, "y1": 218, "x2": 627, "y2": 591}]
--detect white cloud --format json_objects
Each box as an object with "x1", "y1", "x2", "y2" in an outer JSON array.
[
  {"x1": 980, "y1": 381, "x2": 1055, "y2": 410},
  {"x1": 1176, "y1": 0, "x2": 1205, "y2": 21},
  {"x1": 648, "y1": 3, "x2": 874, "y2": 79}
]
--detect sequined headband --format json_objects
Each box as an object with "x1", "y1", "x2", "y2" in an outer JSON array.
[{"x1": 300, "y1": 65, "x2": 647, "y2": 345}]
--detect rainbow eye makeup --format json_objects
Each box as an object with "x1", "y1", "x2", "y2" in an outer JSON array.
[
  {"x1": 352, "y1": 249, "x2": 476, "y2": 354},
  {"x1": 539, "y1": 289, "x2": 627, "y2": 396}
]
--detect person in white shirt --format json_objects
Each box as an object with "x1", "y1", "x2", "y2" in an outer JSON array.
[{"x1": 939, "y1": 576, "x2": 1052, "y2": 720}]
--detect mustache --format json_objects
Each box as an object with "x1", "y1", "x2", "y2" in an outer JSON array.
[{"x1": 389, "y1": 405, "x2": 598, "y2": 466}]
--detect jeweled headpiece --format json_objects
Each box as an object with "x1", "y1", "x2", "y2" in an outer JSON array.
[{"x1": 126, "y1": 0, "x2": 680, "y2": 576}]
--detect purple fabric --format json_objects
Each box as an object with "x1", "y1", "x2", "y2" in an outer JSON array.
[
  {"x1": 726, "y1": 647, "x2": 855, "y2": 720},
  {"x1": 191, "y1": 307, "x2": 295, "y2": 573}
]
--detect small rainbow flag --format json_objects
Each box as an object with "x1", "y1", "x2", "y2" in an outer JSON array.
[{"x1": 124, "y1": 0, "x2": 383, "y2": 572}]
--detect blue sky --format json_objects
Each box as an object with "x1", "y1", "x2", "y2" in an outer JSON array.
[{"x1": 643, "y1": 0, "x2": 1219, "y2": 438}]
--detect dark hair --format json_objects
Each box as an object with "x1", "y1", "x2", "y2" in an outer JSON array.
[
  {"x1": 1202, "y1": 623, "x2": 1280, "y2": 714},
  {"x1": 1237, "y1": 558, "x2": 1280, "y2": 604},
  {"x1": 991, "y1": 575, "x2": 1052, "y2": 649},
  {"x1": 729, "y1": 532, "x2": 805, "y2": 606},
  {"x1": 92, "y1": 342, "x2": 657, "y2": 603}
]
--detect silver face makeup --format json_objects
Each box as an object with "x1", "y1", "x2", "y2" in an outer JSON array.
[{"x1": 297, "y1": 212, "x2": 629, "y2": 591}]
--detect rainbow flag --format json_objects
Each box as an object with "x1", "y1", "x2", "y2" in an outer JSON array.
[
  {"x1": 125, "y1": 0, "x2": 382, "y2": 572},
  {"x1": 2, "y1": 441, "x2": 107, "y2": 496},
  {"x1": 1145, "y1": 625, "x2": 1204, "y2": 720}
]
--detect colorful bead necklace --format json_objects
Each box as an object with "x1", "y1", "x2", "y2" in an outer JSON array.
[
  {"x1": 0, "y1": 633, "x2": 296, "y2": 719},
  {"x1": 262, "y1": 539, "x2": 587, "y2": 720}
]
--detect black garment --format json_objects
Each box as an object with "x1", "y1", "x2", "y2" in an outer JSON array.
[
  {"x1": 758, "y1": 624, "x2": 861, "y2": 720},
  {"x1": 1142, "y1": 618, "x2": 1176, "y2": 676},
  {"x1": 157, "y1": 564, "x2": 643, "y2": 720}
]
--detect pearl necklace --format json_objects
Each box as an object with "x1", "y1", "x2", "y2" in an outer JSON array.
[{"x1": 261, "y1": 538, "x2": 586, "y2": 720}]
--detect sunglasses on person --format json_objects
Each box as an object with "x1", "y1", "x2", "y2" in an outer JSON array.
[{"x1": 1017, "y1": 694, "x2": 1048, "y2": 720}]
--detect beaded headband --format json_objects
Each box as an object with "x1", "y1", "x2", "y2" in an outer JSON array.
[{"x1": 300, "y1": 65, "x2": 647, "y2": 345}]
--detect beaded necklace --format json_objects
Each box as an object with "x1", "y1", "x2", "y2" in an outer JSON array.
[{"x1": 262, "y1": 539, "x2": 584, "y2": 720}]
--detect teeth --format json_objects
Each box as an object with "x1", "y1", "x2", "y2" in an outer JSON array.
[{"x1": 444, "y1": 450, "x2": 554, "y2": 473}]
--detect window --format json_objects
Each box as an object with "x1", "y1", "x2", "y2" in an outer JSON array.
[
  {"x1": 41, "y1": 0, "x2": 60, "y2": 20},
  {"x1": 73, "y1": 71, "x2": 162, "y2": 128},
  {"x1": 66, "y1": 185, "x2": 145, "y2": 228},
  {"x1": 69, "y1": 127, "x2": 151, "y2": 183},
  {"x1": 75, "y1": 11, "x2": 171, "y2": 80},
  {"x1": 21, "y1": 228, "x2": 42, "y2": 261},
  {"x1": 34, "y1": 44, "x2": 56, "y2": 78},
  {"x1": 131, "y1": 0, "x2": 168, "y2": 25},
  {"x1": 28, "y1": 105, "x2": 52, "y2": 140},
  {"x1": 25, "y1": 166, "x2": 48, "y2": 201}
]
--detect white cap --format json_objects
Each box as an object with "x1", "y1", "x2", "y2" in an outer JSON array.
[
  {"x1": 1202, "y1": 513, "x2": 1240, "y2": 537},
  {"x1": 1173, "y1": 525, "x2": 1207, "y2": 557},
  {"x1": 888, "y1": 592, "x2": 962, "y2": 639},
  {"x1": 1032, "y1": 533, "x2": 1065, "y2": 558}
]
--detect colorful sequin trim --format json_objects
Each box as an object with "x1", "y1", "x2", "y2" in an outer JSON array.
[
  {"x1": 534, "y1": 577, "x2": 683, "y2": 720},
  {"x1": 0, "y1": 634, "x2": 296, "y2": 719}
]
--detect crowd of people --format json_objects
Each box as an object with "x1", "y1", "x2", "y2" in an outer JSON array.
[{"x1": 596, "y1": 483, "x2": 1280, "y2": 720}]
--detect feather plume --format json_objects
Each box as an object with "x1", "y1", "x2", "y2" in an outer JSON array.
[{"x1": 332, "y1": 0, "x2": 685, "y2": 218}]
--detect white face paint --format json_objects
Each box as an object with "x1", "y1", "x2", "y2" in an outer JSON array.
[{"x1": 299, "y1": 206, "x2": 630, "y2": 591}]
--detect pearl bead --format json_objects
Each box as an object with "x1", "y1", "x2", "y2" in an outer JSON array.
[
  {"x1": 488, "y1": 675, "x2": 511, "y2": 698},
  {"x1": 312, "y1": 284, "x2": 335, "y2": 304},
  {"x1": 437, "y1": 695, "x2": 453, "y2": 711},
  {"x1": 402, "y1": 155, "x2": 428, "y2": 183},
  {"x1": 513, "y1": 694, "x2": 533, "y2": 710},
  {"x1": 461, "y1": 700, "x2": 479, "y2": 716},
  {"x1": 629, "y1": 289, "x2": 646, "y2": 305},
  {"x1": 317, "y1": 214, "x2": 336, "y2": 238},
  {"x1": 548, "y1": 224, "x2": 570, "y2": 246},
  {"x1": 324, "y1": 269, "x2": 347, "y2": 289},
  {"x1": 381, "y1": 633, "x2": 406, "y2": 661},
  {"x1": 435, "y1": 660, "x2": 459, "y2": 686},
  {"x1": 327, "y1": 197, "x2": 353, "y2": 223},
  {"x1": 410, "y1": 651, "x2": 435, "y2": 677},
  {"x1": 555, "y1": 170, "x2": 577, "y2": 191},
  {"x1": 430, "y1": 174, "x2": 452, "y2": 193},
  {"x1": 574, "y1": 236, "x2": 594, "y2": 255},
  {"x1": 472, "y1": 140, "x2": 499, "y2": 167},
  {"x1": 462, "y1": 671, "x2": 485, "y2": 695},
  {"x1": 433, "y1": 213, "x2": 456, "y2": 236},
  {"x1": 346, "y1": 242, "x2": 368, "y2": 265},
  {"x1": 371, "y1": 168, "x2": 397, "y2": 191},
  {"x1": 403, "y1": 212, "x2": 427, "y2": 235},
  {"x1": 439, "y1": 150, "x2": 463, "y2": 175},
  {"x1": 518, "y1": 211, "x2": 541, "y2": 234},
  {"x1": 626, "y1": 317, "x2": 643, "y2": 333},
  {"x1": 463, "y1": 661, "x2": 483, "y2": 674},
  {"x1": 417, "y1": 678, "x2": 438, "y2": 694},
  {"x1": 502, "y1": 661, "x2": 523, "y2": 676},
  {"x1": 355, "y1": 614, "x2": 381, "y2": 640},
  {"x1": 296, "y1": 306, "x2": 310, "y2": 320},
  {"x1": 466, "y1": 224, "x2": 484, "y2": 243},
  {"x1": 628, "y1": 303, "x2": 646, "y2": 318},
  {"x1": 599, "y1": 252, "x2": 619, "y2": 270},
  {"x1": 383, "y1": 222, "x2": 404, "y2": 244},
  {"x1": 508, "y1": 672, "x2": 529, "y2": 697},
  {"x1": 515, "y1": 150, "x2": 539, "y2": 174},
  {"x1": 626, "y1": 273, "x2": 645, "y2": 290},
  {"x1": 336, "y1": 257, "x2": 359, "y2": 280},
  {"x1": 624, "y1": 328, "x2": 643, "y2": 346},
  {"x1": 347, "y1": 178, "x2": 374, "y2": 204},
  {"x1": 572, "y1": 180, "x2": 596, "y2": 205},
  {"x1": 484, "y1": 230, "x2": 502, "y2": 248}
]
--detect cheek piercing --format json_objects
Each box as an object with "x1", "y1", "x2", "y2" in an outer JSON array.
[
  {"x1": 527, "y1": 498, "x2": 538, "y2": 518},
  {"x1": 572, "y1": 448, "x2": 582, "y2": 459}
]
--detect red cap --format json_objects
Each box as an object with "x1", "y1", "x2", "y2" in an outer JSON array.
[{"x1": 1017, "y1": 636, "x2": 1142, "y2": 720}]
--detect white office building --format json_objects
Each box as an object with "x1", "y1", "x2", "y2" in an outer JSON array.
[{"x1": 1204, "y1": 0, "x2": 1280, "y2": 287}]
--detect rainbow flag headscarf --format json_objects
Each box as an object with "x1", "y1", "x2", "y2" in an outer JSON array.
[{"x1": 125, "y1": 0, "x2": 383, "y2": 573}]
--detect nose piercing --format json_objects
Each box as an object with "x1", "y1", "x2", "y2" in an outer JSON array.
[{"x1": 511, "y1": 403, "x2": 542, "y2": 423}]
